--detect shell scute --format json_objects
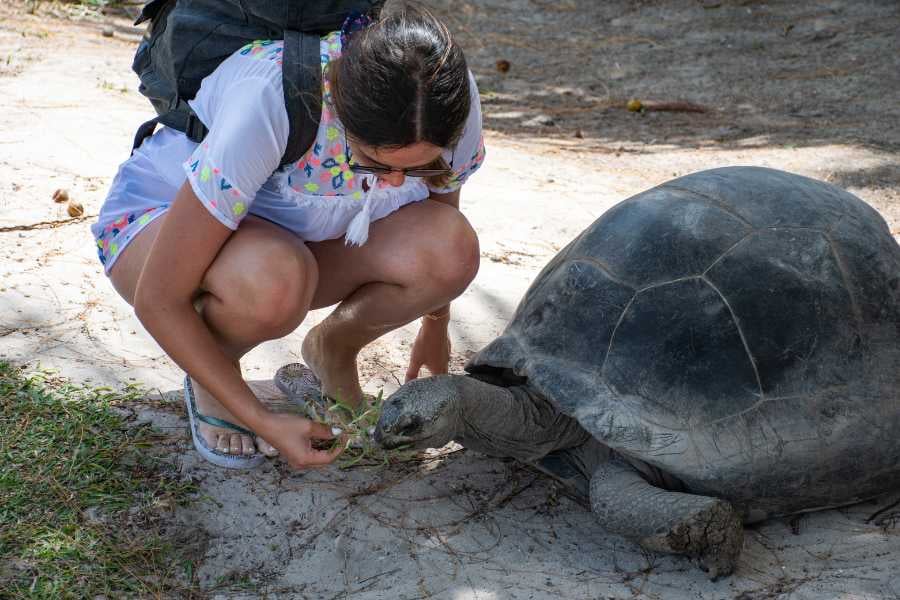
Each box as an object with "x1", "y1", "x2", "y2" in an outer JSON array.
[
  {"x1": 604, "y1": 278, "x2": 760, "y2": 429},
  {"x1": 573, "y1": 185, "x2": 750, "y2": 288},
  {"x1": 705, "y1": 228, "x2": 859, "y2": 397}
]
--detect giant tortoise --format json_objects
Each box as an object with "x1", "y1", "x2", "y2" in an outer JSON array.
[{"x1": 374, "y1": 166, "x2": 900, "y2": 576}]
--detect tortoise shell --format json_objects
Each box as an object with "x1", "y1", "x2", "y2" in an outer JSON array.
[{"x1": 468, "y1": 167, "x2": 900, "y2": 516}]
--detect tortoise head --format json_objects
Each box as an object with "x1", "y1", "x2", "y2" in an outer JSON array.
[{"x1": 375, "y1": 376, "x2": 462, "y2": 450}]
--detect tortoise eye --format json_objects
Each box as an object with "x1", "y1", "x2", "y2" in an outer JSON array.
[{"x1": 397, "y1": 415, "x2": 422, "y2": 437}]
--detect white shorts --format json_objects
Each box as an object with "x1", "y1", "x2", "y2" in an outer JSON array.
[{"x1": 91, "y1": 126, "x2": 431, "y2": 273}]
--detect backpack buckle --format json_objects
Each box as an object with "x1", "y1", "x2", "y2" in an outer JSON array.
[{"x1": 184, "y1": 112, "x2": 208, "y2": 142}]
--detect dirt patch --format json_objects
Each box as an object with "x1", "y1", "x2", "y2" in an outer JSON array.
[{"x1": 438, "y1": 0, "x2": 900, "y2": 153}]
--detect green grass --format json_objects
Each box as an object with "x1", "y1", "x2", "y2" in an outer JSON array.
[
  {"x1": 304, "y1": 391, "x2": 415, "y2": 469},
  {"x1": 0, "y1": 362, "x2": 198, "y2": 598}
]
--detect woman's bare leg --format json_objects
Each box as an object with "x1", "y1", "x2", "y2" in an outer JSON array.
[
  {"x1": 303, "y1": 199, "x2": 480, "y2": 407},
  {"x1": 109, "y1": 214, "x2": 318, "y2": 455}
]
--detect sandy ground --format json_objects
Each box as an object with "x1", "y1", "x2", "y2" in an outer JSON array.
[{"x1": 2, "y1": 1, "x2": 900, "y2": 598}]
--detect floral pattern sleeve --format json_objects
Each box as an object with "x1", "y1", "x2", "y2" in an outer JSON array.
[
  {"x1": 428, "y1": 71, "x2": 487, "y2": 195},
  {"x1": 182, "y1": 76, "x2": 288, "y2": 229}
]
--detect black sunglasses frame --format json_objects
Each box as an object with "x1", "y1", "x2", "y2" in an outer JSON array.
[{"x1": 345, "y1": 137, "x2": 455, "y2": 179}]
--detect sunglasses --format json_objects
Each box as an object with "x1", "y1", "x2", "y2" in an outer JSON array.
[
  {"x1": 346, "y1": 138, "x2": 454, "y2": 178},
  {"x1": 349, "y1": 164, "x2": 451, "y2": 177}
]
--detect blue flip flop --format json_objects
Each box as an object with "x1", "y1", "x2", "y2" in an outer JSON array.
[{"x1": 183, "y1": 376, "x2": 265, "y2": 470}]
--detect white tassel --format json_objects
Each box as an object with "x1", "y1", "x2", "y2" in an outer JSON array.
[{"x1": 344, "y1": 176, "x2": 377, "y2": 246}]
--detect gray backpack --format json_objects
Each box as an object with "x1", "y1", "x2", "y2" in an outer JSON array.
[{"x1": 131, "y1": 0, "x2": 380, "y2": 166}]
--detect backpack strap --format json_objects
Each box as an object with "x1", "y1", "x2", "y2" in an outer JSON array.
[
  {"x1": 132, "y1": 116, "x2": 161, "y2": 154},
  {"x1": 134, "y1": 34, "x2": 324, "y2": 166},
  {"x1": 132, "y1": 34, "x2": 317, "y2": 165},
  {"x1": 132, "y1": 100, "x2": 209, "y2": 154},
  {"x1": 281, "y1": 28, "x2": 323, "y2": 167}
]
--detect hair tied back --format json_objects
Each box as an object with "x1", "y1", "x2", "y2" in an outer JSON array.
[{"x1": 340, "y1": 12, "x2": 374, "y2": 48}]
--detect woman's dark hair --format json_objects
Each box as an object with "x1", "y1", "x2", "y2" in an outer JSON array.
[{"x1": 330, "y1": 1, "x2": 471, "y2": 159}]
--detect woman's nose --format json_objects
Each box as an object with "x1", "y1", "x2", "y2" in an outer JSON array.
[{"x1": 379, "y1": 171, "x2": 405, "y2": 187}]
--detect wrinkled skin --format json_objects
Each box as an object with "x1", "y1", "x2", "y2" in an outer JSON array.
[
  {"x1": 376, "y1": 376, "x2": 462, "y2": 451},
  {"x1": 377, "y1": 374, "x2": 590, "y2": 463}
]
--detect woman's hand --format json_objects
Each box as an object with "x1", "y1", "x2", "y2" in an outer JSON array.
[
  {"x1": 257, "y1": 413, "x2": 344, "y2": 469},
  {"x1": 405, "y1": 315, "x2": 452, "y2": 382}
]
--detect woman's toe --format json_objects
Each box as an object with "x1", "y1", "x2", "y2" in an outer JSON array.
[
  {"x1": 229, "y1": 433, "x2": 243, "y2": 455},
  {"x1": 258, "y1": 438, "x2": 279, "y2": 457},
  {"x1": 215, "y1": 433, "x2": 230, "y2": 453},
  {"x1": 241, "y1": 435, "x2": 256, "y2": 455},
  {"x1": 201, "y1": 430, "x2": 218, "y2": 450}
]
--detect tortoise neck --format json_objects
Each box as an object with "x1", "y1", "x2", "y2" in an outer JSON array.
[{"x1": 453, "y1": 376, "x2": 591, "y2": 462}]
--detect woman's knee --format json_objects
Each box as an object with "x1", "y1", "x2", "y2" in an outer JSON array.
[
  {"x1": 205, "y1": 237, "x2": 318, "y2": 336},
  {"x1": 419, "y1": 207, "x2": 480, "y2": 296}
]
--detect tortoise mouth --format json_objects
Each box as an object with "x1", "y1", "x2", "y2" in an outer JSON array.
[
  {"x1": 373, "y1": 426, "x2": 405, "y2": 449},
  {"x1": 375, "y1": 414, "x2": 439, "y2": 450},
  {"x1": 375, "y1": 430, "x2": 435, "y2": 450}
]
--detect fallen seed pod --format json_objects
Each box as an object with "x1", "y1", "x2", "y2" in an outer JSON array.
[
  {"x1": 52, "y1": 188, "x2": 69, "y2": 203},
  {"x1": 67, "y1": 201, "x2": 84, "y2": 218}
]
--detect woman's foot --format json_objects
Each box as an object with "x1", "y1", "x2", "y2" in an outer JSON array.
[
  {"x1": 301, "y1": 325, "x2": 365, "y2": 411},
  {"x1": 191, "y1": 377, "x2": 279, "y2": 457}
]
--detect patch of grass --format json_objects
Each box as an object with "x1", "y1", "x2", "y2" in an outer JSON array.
[
  {"x1": 0, "y1": 362, "x2": 199, "y2": 598},
  {"x1": 99, "y1": 79, "x2": 128, "y2": 94}
]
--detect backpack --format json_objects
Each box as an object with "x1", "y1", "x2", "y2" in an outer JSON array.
[{"x1": 130, "y1": 0, "x2": 381, "y2": 167}]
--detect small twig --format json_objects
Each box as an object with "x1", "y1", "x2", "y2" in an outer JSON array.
[
  {"x1": 537, "y1": 99, "x2": 710, "y2": 117},
  {"x1": 0, "y1": 214, "x2": 96, "y2": 233},
  {"x1": 343, "y1": 473, "x2": 412, "y2": 500},
  {"x1": 772, "y1": 67, "x2": 853, "y2": 81},
  {"x1": 419, "y1": 476, "x2": 539, "y2": 530},
  {"x1": 865, "y1": 497, "x2": 900, "y2": 524},
  {"x1": 355, "y1": 567, "x2": 401, "y2": 586},
  {"x1": 638, "y1": 100, "x2": 709, "y2": 113}
]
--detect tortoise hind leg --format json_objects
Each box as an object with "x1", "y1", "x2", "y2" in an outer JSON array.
[{"x1": 590, "y1": 459, "x2": 743, "y2": 579}]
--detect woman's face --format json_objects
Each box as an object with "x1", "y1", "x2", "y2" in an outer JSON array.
[{"x1": 348, "y1": 140, "x2": 444, "y2": 188}]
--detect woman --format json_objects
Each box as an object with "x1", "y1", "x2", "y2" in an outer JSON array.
[{"x1": 91, "y1": 1, "x2": 485, "y2": 469}]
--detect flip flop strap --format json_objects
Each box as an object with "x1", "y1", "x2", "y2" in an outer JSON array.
[{"x1": 193, "y1": 409, "x2": 255, "y2": 436}]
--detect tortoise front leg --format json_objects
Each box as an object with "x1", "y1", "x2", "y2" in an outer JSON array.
[{"x1": 590, "y1": 459, "x2": 743, "y2": 578}]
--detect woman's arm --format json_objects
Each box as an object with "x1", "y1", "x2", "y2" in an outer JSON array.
[{"x1": 134, "y1": 181, "x2": 339, "y2": 467}]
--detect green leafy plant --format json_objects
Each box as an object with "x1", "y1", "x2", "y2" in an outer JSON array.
[{"x1": 302, "y1": 390, "x2": 414, "y2": 469}]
